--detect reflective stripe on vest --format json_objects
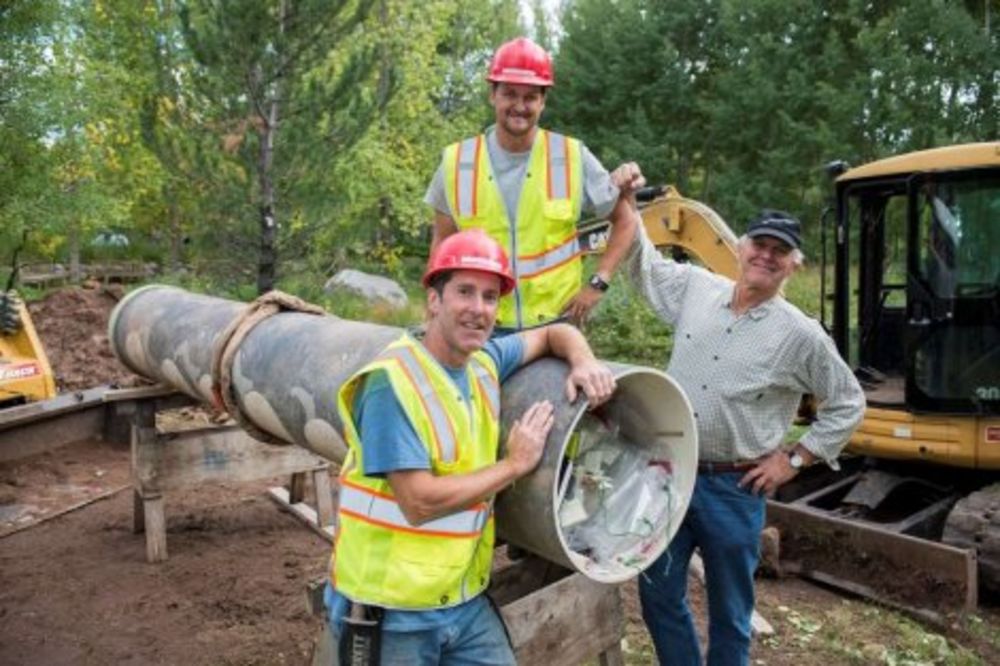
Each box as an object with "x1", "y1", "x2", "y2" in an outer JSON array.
[
  {"x1": 379, "y1": 347, "x2": 459, "y2": 464},
  {"x1": 340, "y1": 481, "x2": 489, "y2": 538},
  {"x1": 469, "y1": 357, "x2": 499, "y2": 420},
  {"x1": 452, "y1": 132, "x2": 573, "y2": 224},
  {"x1": 447, "y1": 130, "x2": 584, "y2": 328},
  {"x1": 455, "y1": 135, "x2": 482, "y2": 219},
  {"x1": 516, "y1": 230, "x2": 581, "y2": 279},
  {"x1": 546, "y1": 131, "x2": 570, "y2": 200}
]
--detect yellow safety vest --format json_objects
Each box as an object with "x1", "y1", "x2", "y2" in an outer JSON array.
[
  {"x1": 443, "y1": 129, "x2": 584, "y2": 329},
  {"x1": 331, "y1": 334, "x2": 501, "y2": 610}
]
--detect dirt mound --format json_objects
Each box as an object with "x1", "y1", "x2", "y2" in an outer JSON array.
[{"x1": 27, "y1": 284, "x2": 144, "y2": 391}]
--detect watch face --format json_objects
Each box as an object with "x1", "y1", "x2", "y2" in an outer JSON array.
[
  {"x1": 589, "y1": 275, "x2": 609, "y2": 292},
  {"x1": 789, "y1": 452, "x2": 803, "y2": 469}
]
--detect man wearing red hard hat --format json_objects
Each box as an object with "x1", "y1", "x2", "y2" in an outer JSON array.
[
  {"x1": 324, "y1": 230, "x2": 616, "y2": 664},
  {"x1": 424, "y1": 37, "x2": 642, "y2": 332}
]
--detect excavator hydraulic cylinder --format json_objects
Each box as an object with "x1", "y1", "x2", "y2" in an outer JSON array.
[{"x1": 109, "y1": 285, "x2": 698, "y2": 582}]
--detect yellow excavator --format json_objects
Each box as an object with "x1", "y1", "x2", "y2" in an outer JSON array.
[
  {"x1": 580, "y1": 141, "x2": 1000, "y2": 603},
  {"x1": 0, "y1": 242, "x2": 57, "y2": 408}
]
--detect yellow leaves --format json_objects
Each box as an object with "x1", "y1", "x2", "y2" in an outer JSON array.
[
  {"x1": 158, "y1": 96, "x2": 176, "y2": 115},
  {"x1": 223, "y1": 133, "x2": 245, "y2": 154},
  {"x1": 84, "y1": 122, "x2": 104, "y2": 145}
]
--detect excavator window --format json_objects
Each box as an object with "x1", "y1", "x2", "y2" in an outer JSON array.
[{"x1": 908, "y1": 173, "x2": 1000, "y2": 413}]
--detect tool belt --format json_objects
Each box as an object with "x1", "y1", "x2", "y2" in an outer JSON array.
[{"x1": 339, "y1": 602, "x2": 384, "y2": 666}]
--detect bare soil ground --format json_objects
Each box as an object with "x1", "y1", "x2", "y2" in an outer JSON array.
[{"x1": 2, "y1": 286, "x2": 998, "y2": 665}]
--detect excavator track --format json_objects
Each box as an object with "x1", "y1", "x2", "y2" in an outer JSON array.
[{"x1": 943, "y1": 483, "x2": 1000, "y2": 595}]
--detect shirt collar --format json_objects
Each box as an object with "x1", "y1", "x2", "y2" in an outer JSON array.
[{"x1": 725, "y1": 287, "x2": 775, "y2": 320}]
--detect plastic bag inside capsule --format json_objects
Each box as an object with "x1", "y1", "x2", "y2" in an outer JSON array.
[{"x1": 556, "y1": 411, "x2": 679, "y2": 578}]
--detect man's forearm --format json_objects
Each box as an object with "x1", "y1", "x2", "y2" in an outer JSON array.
[
  {"x1": 388, "y1": 459, "x2": 523, "y2": 526},
  {"x1": 544, "y1": 323, "x2": 597, "y2": 366},
  {"x1": 593, "y1": 196, "x2": 638, "y2": 280}
]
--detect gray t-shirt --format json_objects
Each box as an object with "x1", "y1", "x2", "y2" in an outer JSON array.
[{"x1": 423, "y1": 126, "x2": 619, "y2": 223}]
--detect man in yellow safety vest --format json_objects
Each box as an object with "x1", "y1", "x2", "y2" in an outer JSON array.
[
  {"x1": 324, "y1": 229, "x2": 616, "y2": 665},
  {"x1": 424, "y1": 37, "x2": 642, "y2": 332}
]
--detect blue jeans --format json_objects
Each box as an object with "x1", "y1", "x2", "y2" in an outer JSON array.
[
  {"x1": 327, "y1": 592, "x2": 514, "y2": 666},
  {"x1": 639, "y1": 472, "x2": 766, "y2": 666}
]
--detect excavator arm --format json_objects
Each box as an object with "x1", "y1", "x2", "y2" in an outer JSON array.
[{"x1": 578, "y1": 185, "x2": 741, "y2": 280}]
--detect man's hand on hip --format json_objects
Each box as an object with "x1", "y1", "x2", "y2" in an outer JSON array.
[{"x1": 738, "y1": 450, "x2": 799, "y2": 497}]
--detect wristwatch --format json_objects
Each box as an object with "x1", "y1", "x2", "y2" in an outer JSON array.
[
  {"x1": 588, "y1": 274, "x2": 610, "y2": 292},
  {"x1": 787, "y1": 450, "x2": 805, "y2": 471}
]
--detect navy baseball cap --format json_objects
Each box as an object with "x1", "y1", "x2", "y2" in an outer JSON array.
[{"x1": 747, "y1": 210, "x2": 802, "y2": 249}]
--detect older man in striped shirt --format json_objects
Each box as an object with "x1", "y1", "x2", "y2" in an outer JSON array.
[{"x1": 614, "y1": 164, "x2": 864, "y2": 666}]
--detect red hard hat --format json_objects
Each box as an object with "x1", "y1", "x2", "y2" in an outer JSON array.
[
  {"x1": 422, "y1": 230, "x2": 516, "y2": 295},
  {"x1": 486, "y1": 37, "x2": 554, "y2": 88}
]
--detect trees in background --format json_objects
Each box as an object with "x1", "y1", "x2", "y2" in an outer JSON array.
[
  {"x1": 2, "y1": 0, "x2": 996, "y2": 283},
  {"x1": 548, "y1": 0, "x2": 998, "y2": 235}
]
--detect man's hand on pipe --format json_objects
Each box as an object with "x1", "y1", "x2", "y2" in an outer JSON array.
[
  {"x1": 565, "y1": 360, "x2": 616, "y2": 409},
  {"x1": 505, "y1": 400, "x2": 555, "y2": 476}
]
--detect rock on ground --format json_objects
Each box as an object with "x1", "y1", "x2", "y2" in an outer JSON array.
[{"x1": 323, "y1": 269, "x2": 408, "y2": 310}]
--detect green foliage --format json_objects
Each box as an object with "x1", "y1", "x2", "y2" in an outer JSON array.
[
  {"x1": 3, "y1": 0, "x2": 997, "y2": 290},
  {"x1": 585, "y1": 273, "x2": 672, "y2": 367},
  {"x1": 307, "y1": 0, "x2": 522, "y2": 272},
  {"x1": 548, "y1": 0, "x2": 998, "y2": 247}
]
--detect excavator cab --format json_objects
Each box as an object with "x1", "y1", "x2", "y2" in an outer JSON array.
[{"x1": 831, "y1": 143, "x2": 1000, "y2": 467}]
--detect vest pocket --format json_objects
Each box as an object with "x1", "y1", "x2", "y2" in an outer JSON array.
[
  {"x1": 384, "y1": 536, "x2": 476, "y2": 607},
  {"x1": 543, "y1": 199, "x2": 574, "y2": 221}
]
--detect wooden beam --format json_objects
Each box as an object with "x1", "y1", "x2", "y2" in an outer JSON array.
[
  {"x1": 268, "y1": 486, "x2": 335, "y2": 542},
  {"x1": 132, "y1": 426, "x2": 329, "y2": 493},
  {"x1": 500, "y1": 563, "x2": 623, "y2": 666}
]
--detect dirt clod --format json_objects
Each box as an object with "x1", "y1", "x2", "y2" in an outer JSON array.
[{"x1": 27, "y1": 286, "x2": 145, "y2": 391}]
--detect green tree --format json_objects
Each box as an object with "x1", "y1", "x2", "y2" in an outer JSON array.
[
  {"x1": 303, "y1": 0, "x2": 521, "y2": 277},
  {"x1": 177, "y1": 0, "x2": 390, "y2": 294},
  {"x1": 548, "y1": 0, "x2": 997, "y2": 240}
]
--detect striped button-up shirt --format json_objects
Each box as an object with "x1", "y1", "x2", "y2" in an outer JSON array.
[{"x1": 625, "y1": 225, "x2": 864, "y2": 464}]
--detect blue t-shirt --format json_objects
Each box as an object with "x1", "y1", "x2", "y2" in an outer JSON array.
[{"x1": 328, "y1": 334, "x2": 525, "y2": 631}]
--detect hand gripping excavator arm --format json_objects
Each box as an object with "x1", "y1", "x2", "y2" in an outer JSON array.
[{"x1": 578, "y1": 185, "x2": 741, "y2": 280}]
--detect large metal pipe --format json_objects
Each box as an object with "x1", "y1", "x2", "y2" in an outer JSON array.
[{"x1": 109, "y1": 285, "x2": 697, "y2": 582}]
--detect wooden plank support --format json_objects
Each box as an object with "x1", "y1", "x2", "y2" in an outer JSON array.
[
  {"x1": 288, "y1": 472, "x2": 307, "y2": 504},
  {"x1": 129, "y1": 396, "x2": 334, "y2": 562},
  {"x1": 767, "y1": 500, "x2": 978, "y2": 611},
  {"x1": 0, "y1": 387, "x2": 109, "y2": 462},
  {"x1": 313, "y1": 468, "x2": 335, "y2": 528},
  {"x1": 305, "y1": 557, "x2": 626, "y2": 666},
  {"x1": 496, "y1": 556, "x2": 624, "y2": 666},
  {"x1": 133, "y1": 426, "x2": 328, "y2": 492},
  {"x1": 268, "y1": 486, "x2": 336, "y2": 542},
  {"x1": 142, "y1": 494, "x2": 168, "y2": 563}
]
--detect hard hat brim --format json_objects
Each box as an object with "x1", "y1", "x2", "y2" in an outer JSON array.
[
  {"x1": 422, "y1": 267, "x2": 516, "y2": 296},
  {"x1": 486, "y1": 73, "x2": 553, "y2": 87}
]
